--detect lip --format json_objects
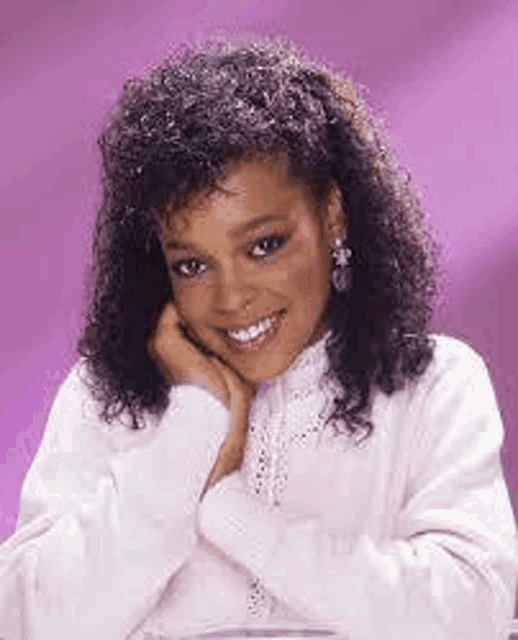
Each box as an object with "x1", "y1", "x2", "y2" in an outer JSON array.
[
  {"x1": 219, "y1": 310, "x2": 286, "y2": 353},
  {"x1": 218, "y1": 311, "x2": 283, "y2": 331}
]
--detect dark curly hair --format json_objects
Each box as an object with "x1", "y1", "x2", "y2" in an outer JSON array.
[{"x1": 77, "y1": 32, "x2": 447, "y2": 442}]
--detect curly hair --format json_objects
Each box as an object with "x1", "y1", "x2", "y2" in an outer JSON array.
[{"x1": 77, "y1": 32, "x2": 447, "y2": 442}]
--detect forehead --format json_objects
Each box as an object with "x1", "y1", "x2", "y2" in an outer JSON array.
[{"x1": 164, "y1": 159, "x2": 312, "y2": 234}]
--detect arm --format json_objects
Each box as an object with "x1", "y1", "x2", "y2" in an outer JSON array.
[
  {"x1": 197, "y1": 346, "x2": 517, "y2": 640},
  {"x1": 0, "y1": 363, "x2": 231, "y2": 640}
]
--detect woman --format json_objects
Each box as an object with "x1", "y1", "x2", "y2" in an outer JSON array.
[{"x1": 0, "y1": 33, "x2": 515, "y2": 640}]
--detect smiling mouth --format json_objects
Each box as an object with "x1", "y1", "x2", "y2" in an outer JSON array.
[
  {"x1": 223, "y1": 310, "x2": 282, "y2": 335},
  {"x1": 218, "y1": 309, "x2": 286, "y2": 352}
]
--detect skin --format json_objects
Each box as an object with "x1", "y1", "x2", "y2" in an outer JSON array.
[{"x1": 160, "y1": 154, "x2": 347, "y2": 389}]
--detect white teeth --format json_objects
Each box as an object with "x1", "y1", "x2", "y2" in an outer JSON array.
[{"x1": 226, "y1": 313, "x2": 277, "y2": 342}]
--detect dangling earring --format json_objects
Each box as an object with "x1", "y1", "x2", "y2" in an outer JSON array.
[{"x1": 331, "y1": 234, "x2": 353, "y2": 293}]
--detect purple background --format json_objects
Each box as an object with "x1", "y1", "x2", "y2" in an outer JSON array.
[{"x1": 1, "y1": 0, "x2": 517, "y2": 555}]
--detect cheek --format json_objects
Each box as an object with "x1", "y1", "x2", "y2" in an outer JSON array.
[
  {"x1": 171, "y1": 291, "x2": 205, "y2": 326},
  {"x1": 290, "y1": 247, "x2": 329, "y2": 302}
]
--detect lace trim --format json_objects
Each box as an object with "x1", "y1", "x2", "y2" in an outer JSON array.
[
  {"x1": 244, "y1": 331, "x2": 334, "y2": 621},
  {"x1": 246, "y1": 577, "x2": 271, "y2": 619},
  {"x1": 245, "y1": 401, "x2": 289, "y2": 619}
]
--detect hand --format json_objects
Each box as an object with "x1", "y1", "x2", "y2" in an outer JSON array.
[
  {"x1": 200, "y1": 358, "x2": 255, "y2": 499},
  {"x1": 148, "y1": 298, "x2": 233, "y2": 409},
  {"x1": 147, "y1": 299, "x2": 256, "y2": 495}
]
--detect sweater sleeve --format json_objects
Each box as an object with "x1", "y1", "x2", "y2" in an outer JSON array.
[
  {"x1": 0, "y1": 363, "x2": 231, "y2": 640},
  {"x1": 197, "y1": 344, "x2": 518, "y2": 640}
]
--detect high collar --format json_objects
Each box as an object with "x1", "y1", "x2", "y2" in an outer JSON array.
[{"x1": 254, "y1": 328, "x2": 334, "y2": 404}]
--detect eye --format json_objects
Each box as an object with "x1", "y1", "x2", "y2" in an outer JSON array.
[
  {"x1": 170, "y1": 233, "x2": 290, "y2": 279},
  {"x1": 249, "y1": 233, "x2": 290, "y2": 259},
  {"x1": 170, "y1": 258, "x2": 206, "y2": 279}
]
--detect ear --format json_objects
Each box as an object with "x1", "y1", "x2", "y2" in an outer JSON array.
[{"x1": 323, "y1": 184, "x2": 348, "y2": 240}]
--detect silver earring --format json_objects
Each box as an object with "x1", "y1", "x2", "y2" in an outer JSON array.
[{"x1": 331, "y1": 235, "x2": 352, "y2": 293}]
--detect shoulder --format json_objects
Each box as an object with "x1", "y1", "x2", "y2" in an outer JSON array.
[
  {"x1": 45, "y1": 359, "x2": 87, "y2": 423},
  {"x1": 46, "y1": 359, "x2": 142, "y2": 450},
  {"x1": 407, "y1": 333, "x2": 488, "y2": 405},
  {"x1": 51, "y1": 358, "x2": 102, "y2": 421},
  {"x1": 376, "y1": 333, "x2": 498, "y2": 444},
  {"x1": 429, "y1": 333, "x2": 486, "y2": 373},
  {"x1": 52, "y1": 359, "x2": 222, "y2": 451},
  {"x1": 404, "y1": 333, "x2": 503, "y2": 445},
  {"x1": 54, "y1": 358, "x2": 126, "y2": 423}
]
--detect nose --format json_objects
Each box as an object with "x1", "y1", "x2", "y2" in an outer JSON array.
[{"x1": 212, "y1": 265, "x2": 257, "y2": 314}]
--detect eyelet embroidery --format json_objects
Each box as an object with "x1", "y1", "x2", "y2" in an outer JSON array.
[
  {"x1": 245, "y1": 393, "x2": 288, "y2": 618},
  {"x1": 243, "y1": 331, "x2": 333, "y2": 621}
]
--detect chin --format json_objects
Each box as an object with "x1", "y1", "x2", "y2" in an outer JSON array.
[{"x1": 238, "y1": 351, "x2": 297, "y2": 386}]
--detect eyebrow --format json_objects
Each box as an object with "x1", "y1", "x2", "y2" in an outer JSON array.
[{"x1": 165, "y1": 212, "x2": 291, "y2": 251}]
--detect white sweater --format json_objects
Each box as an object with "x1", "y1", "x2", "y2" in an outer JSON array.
[{"x1": 0, "y1": 332, "x2": 516, "y2": 640}]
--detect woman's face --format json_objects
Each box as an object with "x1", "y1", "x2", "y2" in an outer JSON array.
[{"x1": 160, "y1": 157, "x2": 346, "y2": 386}]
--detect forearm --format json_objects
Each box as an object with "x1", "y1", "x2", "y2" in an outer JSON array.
[
  {"x1": 0, "y1": 384, "x2": 231, "y2": 640},
  {"x1": 198, "y1": 471, "x2": 516, "y2": 640},
  {"x1": 200, "y1": 405, "x2": 249, "y2": 502}
]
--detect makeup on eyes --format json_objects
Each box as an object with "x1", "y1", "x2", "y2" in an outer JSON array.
[
  {"x1": 167, "y1": 226, "x2": 294, "y2": 279},
  {"x1": 165, "y1": 211, "x2": 293, "y2": 252}
]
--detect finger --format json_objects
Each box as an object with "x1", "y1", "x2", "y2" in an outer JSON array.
[
  {"x1": 210, "y1": 357, "x2": 241, "y2": 392},
  {"x1": 204, "y1": 458, "x2": 225, "y2": 492},
  {"x1": 160, "y1": 300, "x2": 182, "y2": 329}
]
